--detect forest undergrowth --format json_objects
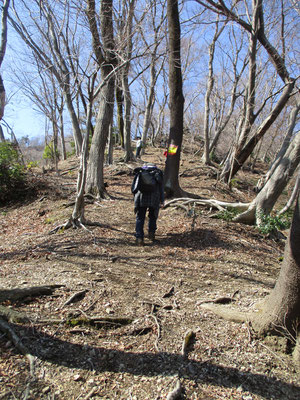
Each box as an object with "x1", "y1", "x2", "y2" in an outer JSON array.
[{"x1": 0, "y1": 147, "x2": 299, "y2": 400}]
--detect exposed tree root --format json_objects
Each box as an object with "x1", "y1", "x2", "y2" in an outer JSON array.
[
  {"x1": 49, "y1": 216, "x2": 101, "y2": 234},
  {"x1": 200, "y1": 303, "x2": 251, "y2": 324},
  {"x1": 0, "y1": 285, "x2": 63, "y2": 303},
  {"x1": 164, "y1": 197, "x2": 250, "y2": 213},
  {"x1": 292, "y1": 335, "x2": 300, "y2": 371}
]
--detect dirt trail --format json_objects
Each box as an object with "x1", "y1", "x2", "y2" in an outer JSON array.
[{"x1": 0, "y1": 149, "x2": 299, "y2": 399}]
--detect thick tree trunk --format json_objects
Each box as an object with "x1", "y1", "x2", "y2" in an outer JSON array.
[
  {"x1": 251, "y1": 191, "x2": 300, "y2": 337},
  {"x1": 234, "y1": 129, "x2": 300, "y2": 225},
  {"x1": 164, "y1": 0, "x2": 185, "y2": 198},
  {"x1": 256, "y1": 99, "x2": 300, "y2": 191}
]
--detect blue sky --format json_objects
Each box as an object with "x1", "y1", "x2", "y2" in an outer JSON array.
[{"x1": 3, "y1": 95, "x2": 45, "y2": 140}]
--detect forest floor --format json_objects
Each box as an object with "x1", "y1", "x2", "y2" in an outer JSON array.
[{"x1": 0, "y1": 146, "x2": 299, "y2": 400}]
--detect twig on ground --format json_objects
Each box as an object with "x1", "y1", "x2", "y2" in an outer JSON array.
[
  {"x1": 0, "y1": 318, "x2": 35, "y2": 376},
  {"x1": 83, "y1": 387, "x2": 97, "y2": 400},
  {"x1": 63, "y1": 290, "x2": 88, "y2": 307},
  {"x1": 166, "y1": 379, "x2": 182, "y2": 400}
]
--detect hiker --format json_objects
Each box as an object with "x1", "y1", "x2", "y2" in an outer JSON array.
[
  {"x1": 131, "y1": 164, "x2": 164, "y2": 246},
  {"x1": 135, "y1": 136, "x2": 142, "y2": 159}
]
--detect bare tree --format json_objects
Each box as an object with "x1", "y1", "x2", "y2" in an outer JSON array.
[
  {"x1": 202, "y1": 17, "x2": 225, "y2": 164},
  {"x1": 85, "y1": 0, "x2": 116, "y2": 198},
  {"x1": 9, "y1": 0, "x2": 85, "y2": 155},
  {"x1": 118, "y1": 0, "x2": 136, "y2": 163},
  {"x1": 0, "y1": 0, "x2": 10, "y2": 124},
  {"x1": 140, "y1": 1, "x2": 167, "y2": 152},
  {"x1": 195, "y1": 0, "x2": 296, "y2": 183}
]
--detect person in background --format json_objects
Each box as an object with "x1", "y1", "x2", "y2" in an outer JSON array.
[
  {"x1": 135, "y1": 136, "x2": 142, "y2": 159},
  {"x1": 131, "y1": 164, "x2": 164, "y2": 246}
]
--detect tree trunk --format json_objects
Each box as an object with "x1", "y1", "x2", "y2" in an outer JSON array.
[
  {"x1": 202, "y1": 20, "x2": 225, "y2": 164},
  {"x1": 86, "y1": 74, "x2": 115, "y2": 198},
  {"x1": 256, "y1": 99, "x2": 300, "y2": 191},
  {"x1": 0, "y1": 0, "x2": 10, "y2": 121},
  {"x1": 220, "y1": 0, "x2": 259, "y2": 182},
  {"x1": 234, "y1": 131, "x2": 300, "y2": 225},
  {"x1": 107, "y1": 123, "x2": 114, "y2": 165},
  {"x1": 0, "y1": 124, "x2": 5, "y2": 141},
  {"x1": 122, "y1": 72, "x2": 134, "y2": 162},
  {"x1": 115, "y1": 79, "x2": 124, "y2": 148},
  {"x1": 164, "y1": 0, "x2": 185, "y2": 198},
  {"x1": 251, "y1": 190, "x2": 300, "y2": 337},
  {"x1": 85, "y1": 0, "x2": 116, "y2": 198},
  {"x1": 59, "y1": 109, "x2": 67, "y2": 161},
  {"x1": 120, "y1": 0, "x2": 135, "y2": 163},
  {"x1": 278, "y1": 168, "x2": 300, "y2": 216}
]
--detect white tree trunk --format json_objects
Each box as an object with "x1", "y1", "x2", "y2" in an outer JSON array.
[{"x1": 234, "y1": 131, "x2": 300, "y2": 225}]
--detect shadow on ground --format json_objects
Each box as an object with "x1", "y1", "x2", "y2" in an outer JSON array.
[{"x1": 15, "y1": 324, "x2": 300, "y2": 400}]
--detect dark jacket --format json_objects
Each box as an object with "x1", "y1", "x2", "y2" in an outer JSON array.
[{"x1": 132, "y1": 166, "x2": 164, "y2": 211}]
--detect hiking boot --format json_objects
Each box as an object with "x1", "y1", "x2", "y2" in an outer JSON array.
[
  {"x1": 148, "y1": 232, "x2": 156, "y2": 242},
  {"x1": 136, "y1": 238, "x2": 144, "y2": 246}
]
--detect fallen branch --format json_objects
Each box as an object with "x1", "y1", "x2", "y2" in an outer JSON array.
[
  {"x1": 0, "y1": 318, "x2": 35, "y2": 376},
  {"x1": 63, "y1": 290, "x2": 88, "y2": 307}
]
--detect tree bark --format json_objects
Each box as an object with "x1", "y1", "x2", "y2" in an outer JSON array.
[
  {"x1": 164, "y1": 0, "x2": 185, "y2": 198},
  {"x1": 251, "y1": 191, "x2": 300, "y2": 337},
  {"x1": 0, "y1": 0, "x2": 10, "y2": 121},
  {"x1": 85, "y1": 0, "x2": 116, "y2": 198},
  {"x1": 202, "y1": 19, "x2": 225, "y2": 164},
  {"x1": 234, "y1": 130, "x2": 300, "y2": 225}
]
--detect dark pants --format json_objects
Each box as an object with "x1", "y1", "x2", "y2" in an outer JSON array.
[
  {"x1": 136, "y1": 146, "x2": 142, "y2": 158},
  {"x1": 135, "y1": 206, "x2": 159, "y2": 239}
]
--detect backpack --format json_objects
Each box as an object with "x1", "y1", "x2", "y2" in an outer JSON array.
[{"x1": 132, "y1": 167, "x2": 162, "y2": 194}]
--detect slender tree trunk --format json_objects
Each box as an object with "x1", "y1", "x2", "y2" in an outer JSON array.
[
  {"x1": 115, "y1": 79, "x2": 124, "y2": 148},
  {"x1": 0, "y1": 0, "x2": 10, "y2": 121},
  {"x1": 0, "y1": 125, "x2": 5, "y2": 141},
  {"x1": 121, "y1": 0, "x2": 135, "y2": 163},
  {"x1": 122, "y1": 72, "x2": 134, "y2": 162},
  {"x1": 59, "y1": 110, "x2": 67, "y2": 161},
  {"x1": 164, "y1": 0, "x2": 185, "y2": 198},
  {"x1": 107, "y1": 123, "x2": 114, "y2": 165},
  {"x1": 202, "y1": 20, "x2": 225, "y2": 164},
  {"x1": 85, "y1": 0, "x2": 116, "y2": 198},
  {"x1": 221, "y1": 0, "x2": 259, "y2": 181}
]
